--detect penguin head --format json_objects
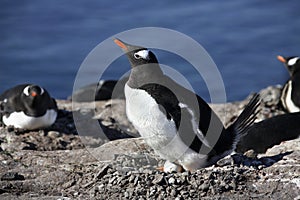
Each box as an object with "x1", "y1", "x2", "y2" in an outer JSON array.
[
  {"x1": 114, "y1": 38, "x2": 159, "y2": 68},
  {"x1": 277, "y1": 55, "x2": 300, "y2": 76},
  {"x1": 22, "y1": 85, "x2": 47, "y2": 106}
]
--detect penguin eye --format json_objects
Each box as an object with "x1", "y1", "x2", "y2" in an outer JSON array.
[
  {"x1": 134, "y1": 52, "x2": 142, "y2": 60},
  {"x1": 134, "y1": 50, "x2": 150, "y2": 60}
]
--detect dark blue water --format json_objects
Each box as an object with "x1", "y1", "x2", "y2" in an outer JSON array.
[{"x1": 1, "y1": 0, "x2": 300, "y2": 101}]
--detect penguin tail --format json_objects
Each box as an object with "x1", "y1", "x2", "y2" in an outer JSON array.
[{"x1": 231, "y1": 93, "x2": 261, "y2": 143}]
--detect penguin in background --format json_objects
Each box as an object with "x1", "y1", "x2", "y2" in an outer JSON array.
[
  {"x1": 277, "y1": 55, "x2": 300, "y2": 113},
  {"x1": 236, "y1": 56, "x2": 300, "y2": 153},
  {"x1": 0, "y1": 84, "x2": 57, "y2": 130},
  {"x1": 236, "y1": 111, "x2": 300, "y2": 153}
]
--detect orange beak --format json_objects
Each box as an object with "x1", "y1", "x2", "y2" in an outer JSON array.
[
  {"x1": 114, "y1": 38, "x2": 128, "y2": 51},
  {"x1": 31, "y1": 92, "x2": 37, "y2": 97},
  {"x1": 277, "y1": 55, "x2": 286, "y2": 63}
]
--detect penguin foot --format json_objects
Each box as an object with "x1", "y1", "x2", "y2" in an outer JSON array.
[{"x1": 162, "y1": 161, "x2": 183, "y2": 173}]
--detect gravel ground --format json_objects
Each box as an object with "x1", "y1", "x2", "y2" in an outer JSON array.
[{"x1": 0, "y1": 85, "x2": 299, "y2": 199}]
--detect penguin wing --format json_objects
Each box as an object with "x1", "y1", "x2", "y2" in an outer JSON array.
[{"x1": 139, "y1": 83, "x2": 212, "y2": 154}]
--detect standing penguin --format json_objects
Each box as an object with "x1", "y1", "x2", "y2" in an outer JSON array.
[
  {"x1": 0, "y1": 84, "x2": 58, "y2": 130},
  {"x1": 114, "y1": 38, "x2": 260, "y2": 172},
  {"x1": 278, "y1": 55, "x2": 300, "y2": 112}
]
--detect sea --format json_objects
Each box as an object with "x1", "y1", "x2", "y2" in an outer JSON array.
[{"x1": 1, "y1": 0, "x2": 300, "y2": 102}]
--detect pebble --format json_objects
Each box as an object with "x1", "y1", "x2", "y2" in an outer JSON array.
[
  {"x1": 47, "y1": 131, "x2": 62, "y2": 138},
  {"x1": 199, "y1": 183, "x2": 209, "y2": 192},
  {"x1": 1, "y1": 172, "x2": 25, "y2": 181},
  {"x1": 168, "y1": 177, "x2": 176, "y2": 184},
  {"x1": 244, "y1": 150, "x2": 258, "y2": 159},
  {"x1": 95, "y1": 164, "x2": 110, "y2": 179},
  {"x1": 152, "y1": 174, "x2": 165, "y2": 185}
]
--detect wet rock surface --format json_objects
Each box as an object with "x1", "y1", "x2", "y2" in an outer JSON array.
[{"x1": 0, "y1": 85, "x2": 299, "y2": 199}]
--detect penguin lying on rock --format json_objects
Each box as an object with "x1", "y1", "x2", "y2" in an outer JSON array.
[
  {"x1": 0, "y1": 84, "x2": 57, "y2": 130},
  {"x1": 236, "y1": 111, "x2": 300, "y2": 153},
  {"x1": 236, "y1": 56, "x2": 300, "y2": 153}
]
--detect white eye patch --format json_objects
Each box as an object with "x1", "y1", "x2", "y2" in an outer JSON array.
[
  {"x1": 134, "y1": 50, "x2": 150, "y2": 60},
  {"x1": 23, "y1": 85, "x2": 30, "y2": 96},
  {"x1": 288, "y1": 57, "x2": 299, "y2": 66},
  {"x1": 40, "y1": 87, "x2": 44, "y2": 95}
]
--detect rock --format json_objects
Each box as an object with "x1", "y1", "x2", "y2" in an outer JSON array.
[
  {"x1": 88, "y1": 138, "x2": 151, "y2": 161},
  {"x1": 95, "y1": 164, "x2": 110, "y2": 179},
  {"x1": 47, "y1": 131, "x2": 61, "y2": 138},
  {"x1": 152, "y1": 174, "x2": 165, "y2": 185},
  {"x1": 243, "y1": 149, "x2": 258, "y2": 158},
  {"x1": 265, "y1": 138, "x2": 300, "y2": 156},
  {"x1": 168, "y1": 177, "x2": 176, "y2": 184},
  {"x1": 1, "y1": 172, "x2": 25, "y2": 181},
  {"x1": 69, "y1": 78, "x2": 127, "y2": 102}
]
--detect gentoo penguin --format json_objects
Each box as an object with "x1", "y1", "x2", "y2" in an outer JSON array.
[
  {"x1": 277, "y1": 55, "x2": 300, "y2": 112},
  {"x1": 0, "y1": 84, "x2": 58, "y2": 130},
  {"x1": 114, "y1": 38, "x2": 260, "y2": 172},
  {"x1": 236, "y1": 112, "x2": 300, "y2": 153}
]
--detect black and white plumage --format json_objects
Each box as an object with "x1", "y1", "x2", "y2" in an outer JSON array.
[
  {"x1": 236, "y1": 111, "x2": 300, "y2": 153},
  {"x1": 278, "y1": 55, "x2": 300, "y2": 113},
  {"x1": 114, "y1": 38, "x2": 260, "y2": 172},
  {"x1": 0, "y1": 84, "x2": 57, "y2": 130}
]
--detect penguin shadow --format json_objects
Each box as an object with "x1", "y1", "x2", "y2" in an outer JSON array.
[
  {"x1": 0, "y1": 106, "x2": 135, "y2": 141},
  {"x1": 70, "y1": 107, "x2": 136, "y2": 143},
  {"x1": 231, "y1": 151, "x2": 293, "y2": 168}
]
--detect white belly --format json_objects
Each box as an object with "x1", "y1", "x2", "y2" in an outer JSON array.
[
  {"x1": 124, "y1": 84, "x2": 207, "y2": 170},
  {"x1": 3, "y1": 109, "x2": 57, "y2": 130}
]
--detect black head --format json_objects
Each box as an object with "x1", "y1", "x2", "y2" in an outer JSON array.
[
  {"x1": 114, "y1": 38, "x2": 164, "y2": 88},
  {"x1": 277, "y1": 55, "x2": 300, "y2": 76},
  {"x1": 21, "y1": 85, "x2": 49, "y2": 107},
  {"x1": 114, "y1": 38, "x2": 159, "y2": 68}
]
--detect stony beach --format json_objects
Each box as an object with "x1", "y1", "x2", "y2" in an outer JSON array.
[{"x1": 0, "y1": 85, "x2": 299, "y2": 199}]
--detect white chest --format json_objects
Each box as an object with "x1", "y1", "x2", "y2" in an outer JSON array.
[
  {"x1": 124, "y1": 84, "x2": 176, "y2": 143},
  {"x1": 3, "y1": 109, "x2": 57, "y2": 130},
  {"x1": 124, "y1": 84, "x2": 208, "y2": 170}
]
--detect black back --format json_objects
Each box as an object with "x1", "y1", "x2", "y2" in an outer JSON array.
[{"x1": 237, "y1": 112, "x2": 300, "y2": 153}]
